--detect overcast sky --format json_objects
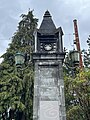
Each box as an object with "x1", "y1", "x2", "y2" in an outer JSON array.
[{"x1": 0, "y1": 0, "x2": 90, "y2": 62}]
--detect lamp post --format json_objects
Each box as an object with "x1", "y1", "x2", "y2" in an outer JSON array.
[
  {"x1": 15, "y1": 52, "x2": 32, "y2": 70},
  {"x1": 69, "y1": 50, "x2": 80, "y2": 67},
  {"x1": 15, "y1": 52, "x2": 25, "y2": 68},
  {"x1": 65, "y1": 50, "x2": 80, "y2": 76},
  {"x1": 65, "y1": 50, "x2": 79, "y2": 67},
  {"x1": 14, "y1": 52, "x2": 32, "y2": 120}
]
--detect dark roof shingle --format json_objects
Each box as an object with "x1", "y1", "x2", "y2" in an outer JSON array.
[{"x1": 38, "y1": 10, "x2": 56, "y2": 35}]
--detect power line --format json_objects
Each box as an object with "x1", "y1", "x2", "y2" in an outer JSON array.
[{"x1": 0, "y1": 39, "x2": 11, "y2": 41}]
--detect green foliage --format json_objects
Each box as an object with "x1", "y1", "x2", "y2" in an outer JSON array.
[
  {"x1": 82, "y1": 35, "x2": 90, "y2": 68},
  {"x1": 64, "y1": 35, "x2": 90, "y2": 119},
  {"x1": 64, "y1": 69, "x2": 90, "y2": 120},
  {"x1": 67, "y1": 106, "x2": 83, "y2": 120},
  {"x1": 0, "y1": 9, "x2": 38, "y2": 120}
]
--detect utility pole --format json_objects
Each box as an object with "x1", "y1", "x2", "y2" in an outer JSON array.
[{"x1": 73, "y1": 19, "x2": 83, "y2": 69}]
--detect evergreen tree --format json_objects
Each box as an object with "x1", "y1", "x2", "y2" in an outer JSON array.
[
  {"x1": 83, "y1": 35, "x2": 90, "y2": 68},
  {"x1": 0, "y1": 10, "x2": 38, "y2": 120},
  {"x1": 64, "y1": 69, "x2": 90, "y2": 120}
]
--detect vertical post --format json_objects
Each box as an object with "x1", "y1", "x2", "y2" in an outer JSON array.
[
  {"x1": 33, "y1": 10, "x2": 66, "y2": 120},
  {"x1": 73, "y1": 19, "x2": 83, "y2": 69}
]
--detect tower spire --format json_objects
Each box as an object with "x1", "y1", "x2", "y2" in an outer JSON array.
[
  {"x1": 43, "y1": 10, "x2": 51, "y2": 18},
  {"x1": 39, "y1": 10, "x2": 56, "y2": 34}
]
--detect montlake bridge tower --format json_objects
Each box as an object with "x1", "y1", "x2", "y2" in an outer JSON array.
[{"x1": 33, "y1": 10, "x2": 66, "y2": 120}]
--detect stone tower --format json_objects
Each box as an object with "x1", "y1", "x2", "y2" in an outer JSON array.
[{"x1": 33, "y1": 10, "x2": 66, "y2": 120}]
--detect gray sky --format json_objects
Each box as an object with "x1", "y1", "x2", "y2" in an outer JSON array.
[{"x1": 0, "y1": 0, "x2": 90, "y2": 62}]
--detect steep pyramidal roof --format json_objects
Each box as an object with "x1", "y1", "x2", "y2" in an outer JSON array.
[{"x1": 38, "y1": 10, "x2": 56, "y2": 34}]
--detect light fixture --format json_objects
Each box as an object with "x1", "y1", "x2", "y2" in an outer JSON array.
[
  {"x1": 15, "y1": 52, "x2": 25, "y2": 67},
  {"x1": 69, "y1": 50, "x2": 80, "y2": 65}
]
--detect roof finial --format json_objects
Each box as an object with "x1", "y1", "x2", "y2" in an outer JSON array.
[{"x1": 44, "y1": 10, "x2": 51, "y2": 18}]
